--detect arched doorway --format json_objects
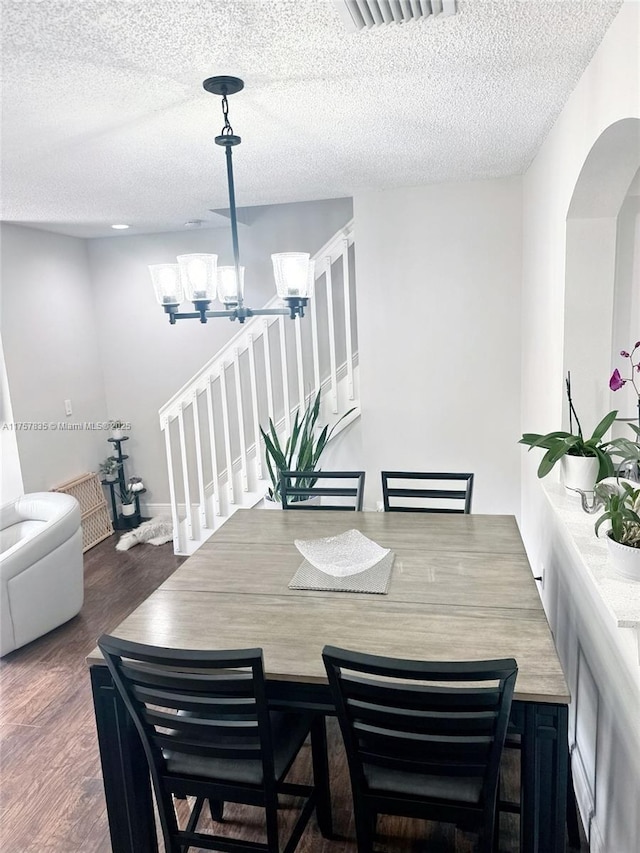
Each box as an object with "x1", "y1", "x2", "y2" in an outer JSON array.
[{"x1": 563, "y1": 118, "x2": 640, "y2": 435}]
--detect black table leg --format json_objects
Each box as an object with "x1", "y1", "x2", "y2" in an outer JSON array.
[
  {"x1": 310, "y1": 715, "x2": 333, "y2": 838},
  {"x1": 91, "y1": 665, "x2": 157, "y2": 853},
  {"x1": 521, "y1": 701, "x2": 569, "y2": 853}
]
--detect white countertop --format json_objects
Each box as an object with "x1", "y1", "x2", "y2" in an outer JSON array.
[{"x1": 543, "y1": 482, "x2": 640, "y2": 632}]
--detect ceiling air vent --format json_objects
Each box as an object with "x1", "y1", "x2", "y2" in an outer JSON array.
[{"x1": 336, "y1": 0, "x2": 457, "y2": 32}]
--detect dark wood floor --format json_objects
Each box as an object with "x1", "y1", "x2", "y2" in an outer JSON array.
[{"x1": 0, "y1": 534, "x2": 585, "y2": 852}]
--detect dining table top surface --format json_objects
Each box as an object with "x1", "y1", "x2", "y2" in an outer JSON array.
[{"x1": 88, "y1": 509, "x2": 570, "y2": 705}]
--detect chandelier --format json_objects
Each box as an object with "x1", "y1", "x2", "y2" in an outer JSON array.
[{"x1": 149, "y1": 76, "x2": 314, "y2": 325}]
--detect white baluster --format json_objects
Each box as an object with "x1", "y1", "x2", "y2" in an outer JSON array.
[
  {"x1": 233, "y1": 347, "x2": 248, "y2": 492},
  {"x1": 310, "y1": 280, "x2": 321, "y2": 397},
  {"x1": 342, "y1": 239, "x2": 355, "y2": 401},
  {"x1": 191, "y1": 391, "x2": 208, "y2": 529},
  {"x1": 294, "y1": 318, "x2": 305, "y2": 411},
  {"x1": 278, "y1": 315, "x2": 291, "y2": 433},
  {"x1": 162, "y1": 418, "x2": 181, "y2": 552},
  {"x1": 247, "y1": 334, "x2": 263, "y2": 480},
  {"x1": 219, "y1": 365, "x2": 235, "y2": 504},
  {"x1": 325, "y1": 257, "x2": 339, "y2": 413},
  {"x1": 205, "y1": 377, "x2": 221, "y2": 516},
  {"x1": 177, "y1": 404, "x2": 193, "y2": 539},
  {"x1": 262, "y1": 319, "x2": 274, "y2": 422}
]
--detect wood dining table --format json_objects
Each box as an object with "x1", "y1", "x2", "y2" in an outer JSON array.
[{"x1": 88, "y1": 509, "x2": 570, "y2": 853}]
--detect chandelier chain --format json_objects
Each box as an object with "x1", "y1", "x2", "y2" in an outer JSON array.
[{"x1": 220, "y1": 94, "x2": 234, "y2": 136}]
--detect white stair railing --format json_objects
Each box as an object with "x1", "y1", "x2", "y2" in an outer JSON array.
[{"x1": 158, "y1": 220, "x2": 358, "y2": 554}]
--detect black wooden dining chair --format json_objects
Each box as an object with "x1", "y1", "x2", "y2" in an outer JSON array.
[
  {"x1": 280, "y1": 470, "x2": 365, "y2": 511},
  {"x1": 322, "y1": 645, "x2": 517, "y2": 853},
  {"x1": 98, "y1": 634, "x2": 329, "y2": 853},
  {"x1": 381, "y1": 471, "x2": 475, "y2": 513}
]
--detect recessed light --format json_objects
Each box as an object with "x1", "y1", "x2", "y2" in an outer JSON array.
[
  {"x1": 111, "y1": 223, "x2": 130, "y2": 230},
  {"x1": 184, "y1": 219, "x2": 203, "y2": 228}
]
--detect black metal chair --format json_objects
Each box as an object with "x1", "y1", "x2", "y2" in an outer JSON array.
[
  {"x1": 98, "y1": 634, "x2": 330, "y2": 853},
  {"x1": 381, "y1": 471, "x2": 474, "y2": 514},
  {"x1": 280, "y1": 470, "x2": 365, "y2": 511},
  {"x1": 322, "y1": 645, "x2": 517, "y2": 853}
]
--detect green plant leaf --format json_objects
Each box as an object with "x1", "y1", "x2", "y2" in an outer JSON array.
[
  {"x1": 594, "y1": 512, "x2": 611, "y2": 536},
  {"x1": 519, "y1": 433, "x2": 544, "y2": 446},
  {"x1": 593, "y1": 446, "x2": 614, "y2": 482},
  {"x1": 589, "y1": 410, "x2": 618, "y2": 443},
  {"x1": 537, "y1": 440, "x2": 569, "y2": 478},
  {"x1": 525, "y1": 431, "x2": 573, "y2": 451}
]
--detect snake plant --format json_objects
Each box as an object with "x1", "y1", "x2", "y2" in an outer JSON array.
[{"x1": 260, "y1": 390, "x2": 354, "y2": 503}]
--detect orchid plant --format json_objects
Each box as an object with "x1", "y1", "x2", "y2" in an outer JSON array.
[
  {"x1": 608, "y1": 341, "x2": 640, "y2": 476},
  {"x1": 519, "y1": 372, "x2": 616, "y2": 481},
  {"x1": 594, "y1": 481, "x2": 640, "y2": 549}
]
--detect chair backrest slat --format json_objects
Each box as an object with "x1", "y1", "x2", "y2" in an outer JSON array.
[
  {"x1": 132, "y1": 685, "x2": 257, "y2": 715},
  {"x1": 121, "y1": 662, "x2": 255, "y2": 695},
  {"x1": 381, "y1": 471, "x2": 474, "y2": 514},
  {"x1": 143, "y1": 708, "x2": 259, "y2": 735},
  {"x1": 152, "y1": 735, "x2": 263, "y2": 761},
  {"x1": 354, "y1": 722, "x2": 492, "y2": 763},
  {"x1": 346, "y1": 699, "x2": 498, "y2": 735},
  {"x1": 343, "y1": 674, "x2": 502, "y2": 711},
  {"x1": 358, "y1": 751, "x2": 488, "y2": 777},
  {"x1": 281, "y1": 470, "x2": 366, "y2": 511}
]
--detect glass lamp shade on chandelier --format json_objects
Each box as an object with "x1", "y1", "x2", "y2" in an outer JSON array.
[{"x1": 149, "y1": 76, "x2": 314, "y2": 325}]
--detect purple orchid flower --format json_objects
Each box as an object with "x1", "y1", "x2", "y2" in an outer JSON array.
[{"x1": 610, "y1": 368, "x2": 626, "y2": 391}]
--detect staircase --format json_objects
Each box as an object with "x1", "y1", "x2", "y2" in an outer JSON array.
[{"x1": 159, "y1": 220, "x2": 359, "y2": 555}]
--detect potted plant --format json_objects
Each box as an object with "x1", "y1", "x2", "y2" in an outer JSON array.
[
  {"x1": 110, "y1": 419, "x2": 127, "y2": 441},
  {"x1": 519, "y1": 373, "x2": 616, "y2": 492},
  {"x1": 260, "y1": 390, "x2": 354, "y2": 506},
  {"x1": 119, "y1": 477, "x2": 145, "y2": 517},
  {"x1": 99, "y1": 458, "x2": 119, "y2": 482},
  {"x1": 119, "y1": 484, "x2": 137, "y2": 517},
  {"x1": 594, "y1": 480, "x2": 640, "y2": 580},
  {"x1": 128, "y1": 476, "x2": 145, "y2": 494}
]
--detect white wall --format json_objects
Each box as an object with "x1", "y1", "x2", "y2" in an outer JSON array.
[
  {"x1": 0, "y1": 223, "x2": 108, "y2": 492},
  {"x1": 87, "y1": 198, "x2": 352, "y2": 505},
  {"x1": 0, "y1": 332, "x2": 23, "y2": 502},
  {"x1": 610, "y1": 184, "x2": 640, "y2": 426},
  {"x1": 521, "y1": 3, "x2": 640, "y2": 554},
  {"x1": 563, "y1": 217, "x2": 618, "y2": 431},
  {"x1": 353, "y1": 177, "x2": 522, "y2": 513},
  {"x1": 521, "y1": 4, "x2": 640, "y2": 850}
]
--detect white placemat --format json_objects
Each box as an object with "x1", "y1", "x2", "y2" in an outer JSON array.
[{"x1": 288, "y1": 550, "x2": 395, "y2": 594}]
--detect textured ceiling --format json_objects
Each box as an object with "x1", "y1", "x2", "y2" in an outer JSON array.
[{"x1": 0, "y1": 0, "x2": 623, "y2": 237}]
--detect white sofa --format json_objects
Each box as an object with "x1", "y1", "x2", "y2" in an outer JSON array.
[{"x1": 0, "y1": 492, "x2": 84, "y2": 657}]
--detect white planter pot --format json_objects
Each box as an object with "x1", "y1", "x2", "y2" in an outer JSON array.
[
  {"x1": 121, "y1": 503, "x2": 136, "y2": 517},
  {"x1": 606, "y1": 534, "x2": 640, "y2": 581},
  {"x1": 260, "y1": 497, "x2": 282, "y2": 510},
  {"x1": 111, "y1": 429, "x2": 124, "y2": 441},
  {"x1": 105, "y1": 474, "x2": 117, "y2": 482},
  {"x1": 259, "y1": 495, "x2": 322, "y2": 510},
  {"x1": 561, "y1": 454, "x2": 599, "y2": 494}
]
